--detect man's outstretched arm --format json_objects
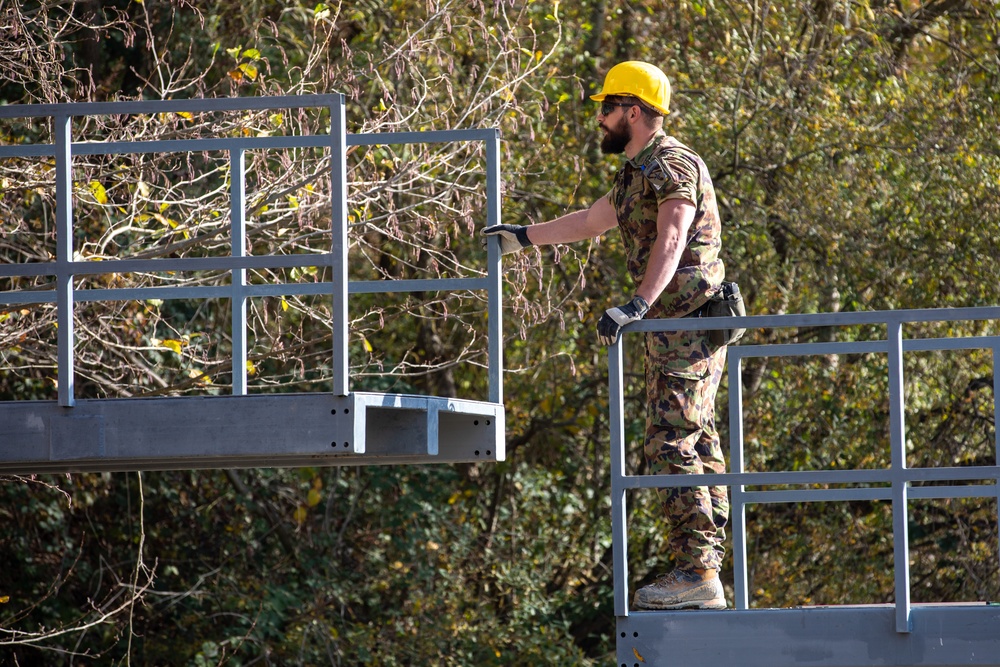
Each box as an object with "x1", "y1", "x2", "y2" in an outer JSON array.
[
  {"x1": 483, "y1": 196, "x2": 618, "y2": 253},
  {"x1": 524, "y1": 196, "x2": 618, "y2": 245}
]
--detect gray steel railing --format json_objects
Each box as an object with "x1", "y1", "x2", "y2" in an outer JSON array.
[
  {"x1": 0, "y1": 95, "x2": 504, "y2": 407},
  {"x1": 609, "y1": 307, "x2": 1000, "y2": 633}
]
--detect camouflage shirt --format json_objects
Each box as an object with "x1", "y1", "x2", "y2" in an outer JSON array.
[{"x1": 606, "y1": 132, "x2": 724, "y2": 318}]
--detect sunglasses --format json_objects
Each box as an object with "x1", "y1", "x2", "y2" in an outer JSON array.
[{"x1": 600, "y1": 101, "x2": 635, "y2": 116}]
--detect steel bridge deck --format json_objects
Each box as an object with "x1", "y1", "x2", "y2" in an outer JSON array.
[
  {"x1": 617, "y1": 603, "x2": 1000, "y2": 667},
  {"x1": 0, "y1": 392, "x2": 504, "y2": 473}
]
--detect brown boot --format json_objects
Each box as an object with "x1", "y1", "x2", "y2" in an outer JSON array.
[{"x1": 632, "y1": 569, "x2": 726, "y2": 610}]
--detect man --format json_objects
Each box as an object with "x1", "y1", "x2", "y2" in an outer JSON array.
[{"x1": 483, "y1": 61, "x2": 728, "y2": 610}]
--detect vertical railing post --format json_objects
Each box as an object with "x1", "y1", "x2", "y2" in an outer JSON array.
[
  {"x1": 330, "y1": 95, "x2": 349, "y2": 396},
  {"x1": 993, "y1": 343, "x2": 1000, "y2": 575},
  {"x1": 54, "y1": 114, "x2": 75, "y2": 408},
  {"x1": 728, "y1": 350, "x2": 749, "y2": 610},
  {"x1": 887, "y1": 318, "x2": 912, "y2": 633},
  {"x1": 485, "y1": 130, "x2": 503, "y2": 405},
  {"x1": 230, "y1": 148, "x2": 248, "y2": 395},
  {"x1": 609, "y1": 339, "x2": 630, "y2": 617}
]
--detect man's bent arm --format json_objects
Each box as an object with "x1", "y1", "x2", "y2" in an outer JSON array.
[
  {"x1": 525, "y1": 196, "x2": 618, "y2": 246},
  {"x1": 634, "y1": 199, "x2": 695, "y2": 305}
]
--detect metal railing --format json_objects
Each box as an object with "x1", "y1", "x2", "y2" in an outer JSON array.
[
  {"x1": 609, "y1": 307, "x2": 1000, "y2": 633},
  {"x1": 0, "y1": 95, "x2": 504, "y2": 407}
]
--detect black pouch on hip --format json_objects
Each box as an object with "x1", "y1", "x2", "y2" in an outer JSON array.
[{"x1": 703, "y1": 282, "x2": 747, "y2": 347}]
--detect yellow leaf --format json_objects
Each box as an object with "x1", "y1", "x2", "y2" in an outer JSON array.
[
  {"x1": 88, "y1": 180, "x2": 108, "y2": 204},
  {"x1": 175, "y1": 111, "x2": 193, "y2": 120},
  {"x1": 246, "y1": 360, "x2": 257, "y2": 376},
  {"x1": 226, "y1": 46, "x2": 241, "y2": 59},
  {"x1": 268, "y1": 113, "x2": 284, "y2": 128},
  {"x1": 161, "y1": 339, "x2": 183, "y2": 354},
  {"x1": 187, "y1": 369, "x2": 212, "y2": 386},
  {"x1": 307, "y1": 488, "x2": 322, "y2": 507},
  {"x1": 287, "y1": 195, "x2": 299, "y2": 209},
  {"x1": 293, "y1": 506, "x2": 307, "y2": 524},
  {"x1": 281, "y1": 298, "x2": 289, "y2": 312},
  {"x1": 362, "y1": 337, "x2": 373, "y2": 353},
  {"x1": 228, "y1": 69, "x2": 243, "y2": 82},
  {"x1": 238, "y1": 63, "x2": 258, "y2": 80},
  {"x1": 0, "y1": 595, "x2": 9, "y2": 604},
  {"x1": 149, "y1": 211, "x2": 180, "y2": 231},
  {"x1": 242, "y1": 48, "x2": 261, "y2": 60}
]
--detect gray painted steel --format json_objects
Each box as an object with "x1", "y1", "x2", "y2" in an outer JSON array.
[
  {"x1": 610, "y1": 307, "x2": 1000, "y2": 662},
  {"x1": 330, "y1": 96, "x2": 349, "y2": 397},
  {"x1": 0, "y1": 95, "x2": 505, "y2": 468},
  {"x1": 0, "y1": 393, "x2": 503, "y2": 473},
  {"x1": 0, "y1": 94, "x2": 342, "y2": 118},
  {"x1": 616, "y1": 604, "x2": 1000, "y2": 666}
]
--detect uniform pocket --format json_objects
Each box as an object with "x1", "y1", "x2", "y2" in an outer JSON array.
[{"x1": 645, "y1": 328, "x2": 713, "y2": 380}]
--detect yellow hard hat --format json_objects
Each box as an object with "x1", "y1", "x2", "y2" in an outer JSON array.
[{"x1": 590, "y1": 61, "x2": 671, "y2": 115}]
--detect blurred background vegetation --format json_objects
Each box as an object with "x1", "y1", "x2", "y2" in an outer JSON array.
[{"x1": 1, "y1": 0, "x2": 998, "y2": 664}]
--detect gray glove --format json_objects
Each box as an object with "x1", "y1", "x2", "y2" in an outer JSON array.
[
  {"x1": 597, "y1": 296, "x2": 650, "y2": 346},
  {"x1": 482, "y1": 224, "x2": 532, "y2": 255}
]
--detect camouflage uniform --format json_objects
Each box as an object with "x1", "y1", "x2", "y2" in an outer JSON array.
[{"x1": 607, "y1": 132, "x2": 729, "y2": 573}]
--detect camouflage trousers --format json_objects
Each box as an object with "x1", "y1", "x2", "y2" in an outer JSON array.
[{"x1": 644, "y1": 327, "x2": 728, "y2": 572}]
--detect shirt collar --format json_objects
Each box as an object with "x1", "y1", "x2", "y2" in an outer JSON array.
[{"x1": 625, "y1": 130, "x2": 667, "y2": 168}]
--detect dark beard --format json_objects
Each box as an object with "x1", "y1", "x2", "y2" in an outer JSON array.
[{"x1": 600, "y1": 116, "x2": 631, "y2": 154}]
